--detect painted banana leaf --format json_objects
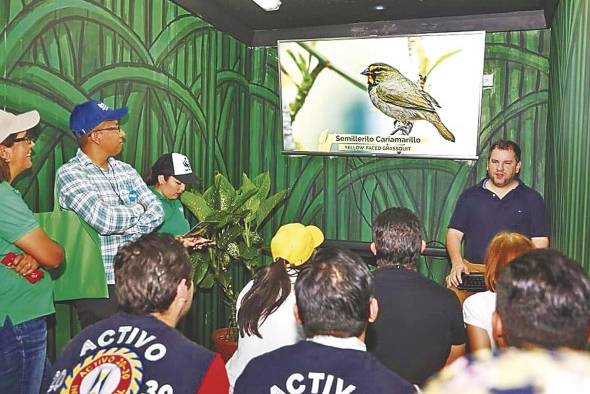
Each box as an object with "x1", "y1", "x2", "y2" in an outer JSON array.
[{"x1": 1, "y1": 0, "x2": 550, "y2": 349}]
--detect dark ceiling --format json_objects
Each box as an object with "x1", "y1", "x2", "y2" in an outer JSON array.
[{"x1": 174, "y1": 0, "x2": 559, "y2": 46}]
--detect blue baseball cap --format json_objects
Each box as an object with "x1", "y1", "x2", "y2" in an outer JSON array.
[{"x1": 69, "y1": 100, "x2": 128, "y2": 137}]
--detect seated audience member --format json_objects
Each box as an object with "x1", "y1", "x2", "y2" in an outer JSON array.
[
  {"x1": 226, "y1": 223, "x2": 324, "y2": 391},
  {"x1": 234, "y1": 247, "x2": 415, "y2": 394},
  {"x1": 46, "y1": 233, "x2": 229, "y2": 394},
  {"x1": 366, "y1": 207, "x2": 466, "y2": 386},
  {"x1": 463, "y1": 232, "x2": 534, "y2": 352},
  {"x1": 492, "y1": 248, "x2": 590, "y2": 350},
  {"x1": 422, "y1": 347, "x2": 590, "y2": 393},
  {"x1": 422, "y1": 248, "x2": 590, "y2": 393}
]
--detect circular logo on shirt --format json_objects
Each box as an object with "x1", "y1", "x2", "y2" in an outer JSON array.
[
  {"x1": 128, "y1": 189, "x2": 139, "y2": 203},
  {"x1": 61, "y1": 348, "x2": 143, "y2": 394}
]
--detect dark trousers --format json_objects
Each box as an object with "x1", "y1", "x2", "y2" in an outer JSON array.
[{"x1": 73, "y1": 284, "x2": 118, "y2": 328}]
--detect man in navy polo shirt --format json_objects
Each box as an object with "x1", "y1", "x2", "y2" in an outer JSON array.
[
  {"x1": 446, "y1": 140, "x2": 549, "y2": 287},
  {"x1": 234, "y1": 247, "x2": 415, "y2": 394}
]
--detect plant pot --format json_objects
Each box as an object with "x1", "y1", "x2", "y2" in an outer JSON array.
[{"x1": 211, "y1": 327, "x2": 238, "y2": 362}]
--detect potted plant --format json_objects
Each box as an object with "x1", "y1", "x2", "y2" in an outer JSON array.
[{"x1": 181, "y1": 172, "x2": 288, "y2": 360}]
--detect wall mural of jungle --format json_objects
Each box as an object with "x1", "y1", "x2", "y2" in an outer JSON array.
[{"x1": 1, "y1": 0, "x2": 549, "y2": 349}]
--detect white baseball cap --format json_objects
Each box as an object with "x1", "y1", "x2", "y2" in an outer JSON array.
[
  {"x1": 0, "y1": 109, "x2": 40, "y2": 142},
  {"x1": 151, "y1": 153, "x2": 198, "y2": 184}
]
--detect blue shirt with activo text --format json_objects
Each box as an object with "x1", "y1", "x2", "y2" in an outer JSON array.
[
  {"x1": 46, "y1": 312, "x2": 228, "y2": 394},
  {"x1": 234, "y1": 340, "x2": 415, "y2": 394},
  {"x1": 449, "y1": 178, "x2": 549, "y2": 263}
]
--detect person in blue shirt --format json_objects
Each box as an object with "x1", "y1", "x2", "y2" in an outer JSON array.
[
  {"x1": 234, "y1": 247, "x2": 415, "y2": 394},
  {"x1": 46, "y1": 233, "x2": 229, "y2": 394},
  {"x1": 446, "y1": 140, "x2": 549, "y2": 287}
]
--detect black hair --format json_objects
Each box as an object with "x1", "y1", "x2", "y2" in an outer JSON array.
[
  {"x1": 489, "y1": 140, "x2": 521, "y2": 162},
  {"x1": 372, "y1": 207, "x2": 422, "y2": 269},
  {"x1": 145, "y1": 153, "x2": 174, "y2": 185},
  {"x1": 114, "y1": 233, "x2": 192, "y2": 314},
  {"x1": 496, "y1": 249, "x2": 590, "y2": 349},
  {"x1": 0, "y1": 134, "x2": 17, "y2": 182},
  {"x1": 295, "y1": 247, "x2": 374, "y2": 338},
  {"x1": 144, "y1": 171, "x2": 170, "y2": 186},
  {"x1": 1, "y1": 134, "x2": 17, "y2": 147},
  {"x1": 237, "y1": 258, "x2": 296, "y2": 338}
]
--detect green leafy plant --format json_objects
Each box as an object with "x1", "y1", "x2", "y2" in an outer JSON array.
[{"x1": 181, "y1": 172, "x2": 288, "y2": 335}]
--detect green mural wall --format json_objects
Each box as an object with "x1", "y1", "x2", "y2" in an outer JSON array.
[
  {"x1": 248, "y1": 30, "x2": 550, "y2": 287},
  {"x1": 547, "y1": 0, "x2": 590, "y2": 274},
  {"x1": 1, "y1": 0, "x2": 550, "y2": 350}
]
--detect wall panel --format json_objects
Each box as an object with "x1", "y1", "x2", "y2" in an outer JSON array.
[
  {"x1": 0, "y1": 1, "x2": 550, "y2": 351},
  {"x1": 547, "y1": 0, "x2": 590, "y2": 273}
]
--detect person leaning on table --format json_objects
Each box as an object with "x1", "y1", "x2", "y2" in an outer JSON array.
[
  {"x1": 0, "y1": 108, "x2": 64, "y2": 394},
  {"x1": 55, "y1": 100, "x2": 164, "y2": 328}
]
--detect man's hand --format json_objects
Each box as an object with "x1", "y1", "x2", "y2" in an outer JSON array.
[
  {"x1": 11, "y1": 254, "x2": 40, "y2": 276},
  {"x1": 446, "y1": 260, "x2": 469, "y2": 288},
  {"x1": 446, "y1": 228, "x2": 467, "y2": 287}
]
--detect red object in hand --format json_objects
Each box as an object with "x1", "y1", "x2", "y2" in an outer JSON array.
[{"x1": 1, "y1": 252, "x2": 44, "y2": 284}]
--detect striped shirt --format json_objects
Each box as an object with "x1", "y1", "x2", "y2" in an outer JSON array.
[{"x1": 56, "y1": 149, "x2": 164, "y2": 283}]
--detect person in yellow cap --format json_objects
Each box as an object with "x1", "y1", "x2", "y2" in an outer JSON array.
[{"x1": 226, "y1": 223, "x2": 324, "y2": 392}]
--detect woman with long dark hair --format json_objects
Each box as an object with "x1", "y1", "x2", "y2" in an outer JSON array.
[
  {"x1": 0, "y1": 109, "x2": 64, "y2": 394},
  {"x1": 226, "y1": 223, "x2": 324, "y2": 391}
]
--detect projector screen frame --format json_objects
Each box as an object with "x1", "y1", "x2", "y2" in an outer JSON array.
[{"x1": 278, "y1": 31, "x2": 486, "y2": 160}]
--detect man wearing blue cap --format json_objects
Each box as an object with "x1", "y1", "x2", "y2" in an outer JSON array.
[{"x1": 56, "y1": 100, "x2": 164, "y2": 328}]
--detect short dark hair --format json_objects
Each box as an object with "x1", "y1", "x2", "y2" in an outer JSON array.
[
  {"x1": 489, "y1": 140, "x2": 521, "y2": 162},
  {"x1": 372, "y1": 207, "x2": 422, "y2": 269},
  {"x1": 114, "y1": 233, "x2": 193, "y2": 314},
  {"x1": 295, "y1": 247, "x2": 374, "y2": 338},
  {"x1": 496, "y1": 249, "x2": 590, "y2": 349},
  {"x1": 1, "y1": 134, "x2": 18, "y2": 147}
]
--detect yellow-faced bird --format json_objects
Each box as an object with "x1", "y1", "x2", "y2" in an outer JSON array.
[{"x1": 361, "y1": 63, "x2": 455, "y2": 142}]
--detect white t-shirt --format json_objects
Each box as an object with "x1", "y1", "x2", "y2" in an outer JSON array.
[
  {"x1": 463, "y1": 290, "x2": 497, "y2": 351},
  {"x1": 226, "y1": 269, "x2": 304, "y2": 392}
]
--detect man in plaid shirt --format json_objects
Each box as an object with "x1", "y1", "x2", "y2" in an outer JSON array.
[{"x1": 56, "y1": 100, "x2": 164, "y2": 328}]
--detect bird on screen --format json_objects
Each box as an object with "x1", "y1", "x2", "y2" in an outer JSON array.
[{"x1": 361, "y1": 62, "x2": 455, "y2": 142}]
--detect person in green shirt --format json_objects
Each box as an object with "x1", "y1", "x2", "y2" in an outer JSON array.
[
  {"x1": 146, "y1": 153, "x2": 211, "y2": 248},
  {"x1": 0, "y1": 109, "x2": 64, "y2": 394}
]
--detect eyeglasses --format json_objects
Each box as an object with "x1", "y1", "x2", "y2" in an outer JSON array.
[
  {"x1": 12, "y1": 136, "x2": 33, "y2": 144},
  {"x1": 94, "y1": 127, "x2": 122, "y2": 133}
]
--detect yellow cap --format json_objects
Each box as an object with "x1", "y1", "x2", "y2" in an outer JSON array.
[{"x1": 270, "y1": 223, "x2": 324, "y2": 266}]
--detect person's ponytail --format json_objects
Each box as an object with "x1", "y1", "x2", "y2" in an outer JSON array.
[{"x1": 237, "y1": 259, "x2": 292, "y2": 338}]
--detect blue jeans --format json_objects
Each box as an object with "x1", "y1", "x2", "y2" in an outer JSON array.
[{"x1": 0, "y1": 317, "x2": 50, "y2": 394}]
